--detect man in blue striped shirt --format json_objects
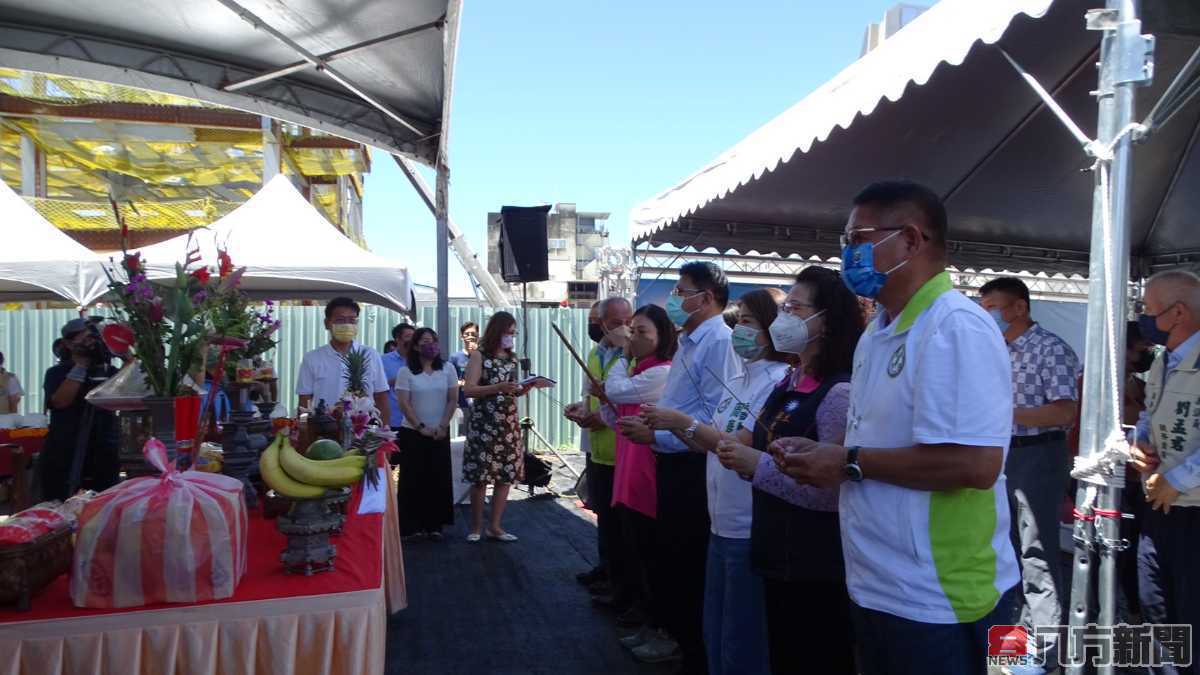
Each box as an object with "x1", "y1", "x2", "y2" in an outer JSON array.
[{"x1": 619, "y1": 260, "x2": 739, "y2": 671}]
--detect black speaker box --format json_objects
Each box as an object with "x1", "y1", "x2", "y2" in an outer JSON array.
[{"x1": 498, "y1": 205, "x2": 551, "y2": 283}]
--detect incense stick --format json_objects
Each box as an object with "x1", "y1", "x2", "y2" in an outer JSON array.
[{"x1": 550, "y1": 322, "x2": 620, "y2": 416}]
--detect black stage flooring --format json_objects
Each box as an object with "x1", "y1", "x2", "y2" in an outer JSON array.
[{"x1": 385, "y1": 490, "x2": 675, "y2": 675}]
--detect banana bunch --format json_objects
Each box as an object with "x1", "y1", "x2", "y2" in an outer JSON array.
[{"x1": 259, "y1": 432, "x2": 368, "y2": 499}]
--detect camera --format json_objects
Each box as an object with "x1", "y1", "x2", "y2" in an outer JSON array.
[{"x1": 74, "y1": 317, "x2": 114, "y2": 364}]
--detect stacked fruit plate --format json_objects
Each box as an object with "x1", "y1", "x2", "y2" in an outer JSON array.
[{"x1": 259, "y1": 432, "x2": 368, "y2": 499}]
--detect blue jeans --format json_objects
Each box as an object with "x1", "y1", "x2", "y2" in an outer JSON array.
[
  {"x1": 703, "y1": 534, "x2": 770, "y2": 675},
  {"x1": 852, "y1": 587, "x2": 1016, "y2": 675}
]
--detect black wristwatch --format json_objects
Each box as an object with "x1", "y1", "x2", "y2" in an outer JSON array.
[{"x1": 845, "y1": 446, "x2": 864, "y2": 482}]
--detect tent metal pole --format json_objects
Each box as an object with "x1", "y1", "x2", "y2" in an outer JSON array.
[
  {"x1": 223, "y1": 18, "x2": 447, "y2": 92},
  {"x1": 432, "y1": 0, "x2": 462, "y2": 350},
  {"x1": 436, "y1": 162, "x2": 449, "y2": 350},
  {"x1": 212, "y1": 0, "x2": 425, "y2": 137},
  {"x1": 1140, "y1": 45, "x2": 1200, "y2": 135},
  {"x1": 392, "y1": 154, "x2": 511, "y2": 307},
  {"x1": 1068, "y1": 2, "x2": 1150, "y2": 674}
]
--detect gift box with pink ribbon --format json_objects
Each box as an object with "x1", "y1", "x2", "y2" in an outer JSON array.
[{"x1": 69, "y1": 439, "x2": 248, "y2": 608}]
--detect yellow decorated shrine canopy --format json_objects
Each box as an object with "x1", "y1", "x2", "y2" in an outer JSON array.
[{"x1": 0, "y1": 68, "x2": 367, "y2": 237}]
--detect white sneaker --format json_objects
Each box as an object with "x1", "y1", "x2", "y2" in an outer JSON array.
[
  {"x1": 619, "y1": 625, "x2": 650, "y2": 650},
  {"x1": 631, "y1": 630, "x2": 681, "y2": 663}
]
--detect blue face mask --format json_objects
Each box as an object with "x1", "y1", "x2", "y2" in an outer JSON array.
[
  {"x1": 731, "y1": 324, "x2": 764, "y2": 361},
  {"x1": 988, "y1": 308, "x2": 1010, "y2": 333},
  {"x1": 666, "y1": 293, "x2": 697, "y2": 327},
  {"x1": 1138, "y1": 311, "x2": 1172, "y2": 347},
  {"x1": 840, "y1": 230, "x2": 906, "y2": 299}
]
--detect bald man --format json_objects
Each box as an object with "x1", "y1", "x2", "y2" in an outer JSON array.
[{"x1": 1130, "y1": 270, "x2": 1200, "y2": 674}]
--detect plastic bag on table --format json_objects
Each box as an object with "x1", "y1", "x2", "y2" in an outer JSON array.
[
  {"x1": 0, "y1": 505, "x2": 70, "y2": 545},
  {"x1": 84, "y1": 359, "x2": 153, "y2": 412},
  {"x1": 69, "y1": 439, "x2": 248, "y2": 608}
]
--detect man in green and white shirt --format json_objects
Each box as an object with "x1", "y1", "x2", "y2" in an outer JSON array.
[{"x1": 779, "y1": 181, "x2": 1018, "y2": 675}]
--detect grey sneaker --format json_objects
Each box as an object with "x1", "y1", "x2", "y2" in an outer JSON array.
[
  {"x1": 619, "y1": 625, "x2": 651, "y2": 650},
  {"x1": 631, "y1": 631, "x2": 681, "y2": 663}
]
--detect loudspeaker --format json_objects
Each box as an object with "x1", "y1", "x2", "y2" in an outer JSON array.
[{"x1": 498, "y1": 205, "x2": 551, "y2": 283}]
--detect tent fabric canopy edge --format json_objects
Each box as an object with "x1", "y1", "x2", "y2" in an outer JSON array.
[
  {"x1": 629, "y1": 0, "x2": 1200, "y2": 279},
  {"x1": 630, "y1": 0, "x2": 1057, "y2": 245}
]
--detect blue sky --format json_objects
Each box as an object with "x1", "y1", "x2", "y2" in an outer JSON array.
[{"x1": 362, "y1": 1, "x2": 903, "y2": 294}]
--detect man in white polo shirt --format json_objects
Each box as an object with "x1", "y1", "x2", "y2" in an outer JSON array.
[
  {"x1": 778, "y1": 181, "x2": 1019, "y2": 675},
  {"x1": 296, "y1": 297, "x2": 390, "y2": 428}
]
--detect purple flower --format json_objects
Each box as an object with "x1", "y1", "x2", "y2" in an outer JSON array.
[{"x1": 192, "y1": 291, "x2": 208, "y2": 305}]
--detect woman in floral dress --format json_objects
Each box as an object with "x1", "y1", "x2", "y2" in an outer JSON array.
[{"x1": 462, "y1": 311, "x2": 527, "y2": 542}]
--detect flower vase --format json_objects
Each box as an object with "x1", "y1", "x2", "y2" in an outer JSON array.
[{"x1": 142, "y1": 395, "x2": 178, "y2": 470}]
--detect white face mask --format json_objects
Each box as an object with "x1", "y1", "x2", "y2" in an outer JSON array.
[{"x1": 768, "y1": 310, "x2": 825, "y2": 355}]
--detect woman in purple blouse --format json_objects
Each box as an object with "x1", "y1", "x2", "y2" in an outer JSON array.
[{"x1": 716, "y1": 266, "x2": 865, "y2": 675}]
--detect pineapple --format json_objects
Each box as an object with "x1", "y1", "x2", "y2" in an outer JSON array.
[{"x1": 340, "y1": 347, "x2": 370, "y2": 399}]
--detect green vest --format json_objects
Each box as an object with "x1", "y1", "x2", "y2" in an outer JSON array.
[
  {"x1": 1144, "y1": 338, "x2": 1200, "y2": 508},
  {"x1": 587, "y1": 346, "x2": 619, "y2": 466}
]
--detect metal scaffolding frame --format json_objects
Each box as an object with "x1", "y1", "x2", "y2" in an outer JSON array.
[{"x1": 634, "y1": 245, "x2": 1093, "y2": 301}]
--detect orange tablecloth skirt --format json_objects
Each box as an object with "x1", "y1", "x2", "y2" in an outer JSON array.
[{"x1": 0, "y1": 468, "x2": 406, "y2": 675}]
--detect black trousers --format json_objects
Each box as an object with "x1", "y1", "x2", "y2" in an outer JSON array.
[
  {"x1": 1138, "y1": 504, "x2": 1200, "y2": 675},
  {"x1": 762, "y1": 577, "x2": 855, "y2": 675},
  {"x1": 396, "y1": 427, "x2": 454, "y2": 536},
  {"x1": 655, "y1": 452, "x2": 710, "y2": 675},
  {"x1": 585, "y1": 456, "x2": 617, "y2": 575},
  {"x1": 615, "y1": 504, "x2": 660, "y2": 624},
  {"x1": 37, "y1": 441, "x2": 118, "y2": 501}
]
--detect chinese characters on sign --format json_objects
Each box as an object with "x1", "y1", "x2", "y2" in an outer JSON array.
[{"x1": 988, "y1": 624, "x2": 1192, "y2": 669}]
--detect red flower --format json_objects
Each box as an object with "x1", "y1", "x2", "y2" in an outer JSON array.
[
  {"x1": 191, "y1": 267, "x2": 211, "y2": 285},
  {"x1": 101, "y1": 323, "x2": 136, "y2": 357},
  {"x1": 148, "y1": 298, "x2": 165, "y2": 323},
  {"x1": 217, "y1": 249, "x2": 234, "y2": 279},
  {"x1": 123, "y1": 252, "x2": 142, "y2": 275},
  {"x1": 211, "y1": 335, "x2": 249, "y2": 352}
]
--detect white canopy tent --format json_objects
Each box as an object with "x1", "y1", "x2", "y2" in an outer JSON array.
[
  {"x1": 133, "y1": 175, "x2": 413, "y2": 313},
  {"x1": 0, "y1": 178, "x2": 109, "y2": 306},
  {"x1": 0, "y1": 0, "x2": 473, "y2": 338}
]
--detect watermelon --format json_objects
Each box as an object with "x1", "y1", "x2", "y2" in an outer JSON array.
[{"x1": 305, "y1": 438, "x2": 345, "y2": 460}]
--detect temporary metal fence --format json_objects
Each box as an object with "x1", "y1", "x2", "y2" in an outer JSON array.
[{"x1": 0, "y1": 305, "x2": 591, "y2": 450}]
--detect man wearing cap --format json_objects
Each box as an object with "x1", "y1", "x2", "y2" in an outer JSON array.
[{"x1": 39, "y1": 318, "x2": 120, "y2": 500}]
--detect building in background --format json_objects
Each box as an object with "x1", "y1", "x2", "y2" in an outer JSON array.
[
  {"x1": 486, "y1": 203, "x2": 610, "y2": 307},
  {"x1": 861, "y1": 3, "x2": 928, "y2": 55},
  {"x1": 0, "y1": 69, "x2": 370, "y2": 252}
]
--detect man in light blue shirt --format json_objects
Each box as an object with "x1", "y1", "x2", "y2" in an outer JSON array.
[
  {"x1": 617, "y1": 260, "x2": 738, "y2": 672},
  {"x1": 1128, "y1": 270, "x2": 1200, "y2": 672},
  {"x1": 382, "y1": 323, "x2": 415, "y2": 432}
]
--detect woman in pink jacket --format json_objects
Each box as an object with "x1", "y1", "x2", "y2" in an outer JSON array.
[{"x1": 599, "y1": 304, "x2": 676, "y2": 659}]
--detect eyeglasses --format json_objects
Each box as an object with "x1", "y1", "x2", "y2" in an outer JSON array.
[
  {"x1": 672, "y1": 286, "x2": 705, "y2": 297},
  {"x1": 779, "y1": 301, "x2": 816, "y2": 315},
  {"x1": 839, "y1": 227, "x2": 904, "y2": 248}
]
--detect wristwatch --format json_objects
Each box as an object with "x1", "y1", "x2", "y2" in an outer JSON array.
[
  {"x1": 683, "y1": 418, "x2": 700, "y2": 441},
  {"x1": 844, "y1": 446, "x2": 864, "y2": 482}
]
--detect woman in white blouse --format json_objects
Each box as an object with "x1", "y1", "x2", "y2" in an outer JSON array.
[{"x1": 394, "y1": 327, "x2": 461, "y2": 541}]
